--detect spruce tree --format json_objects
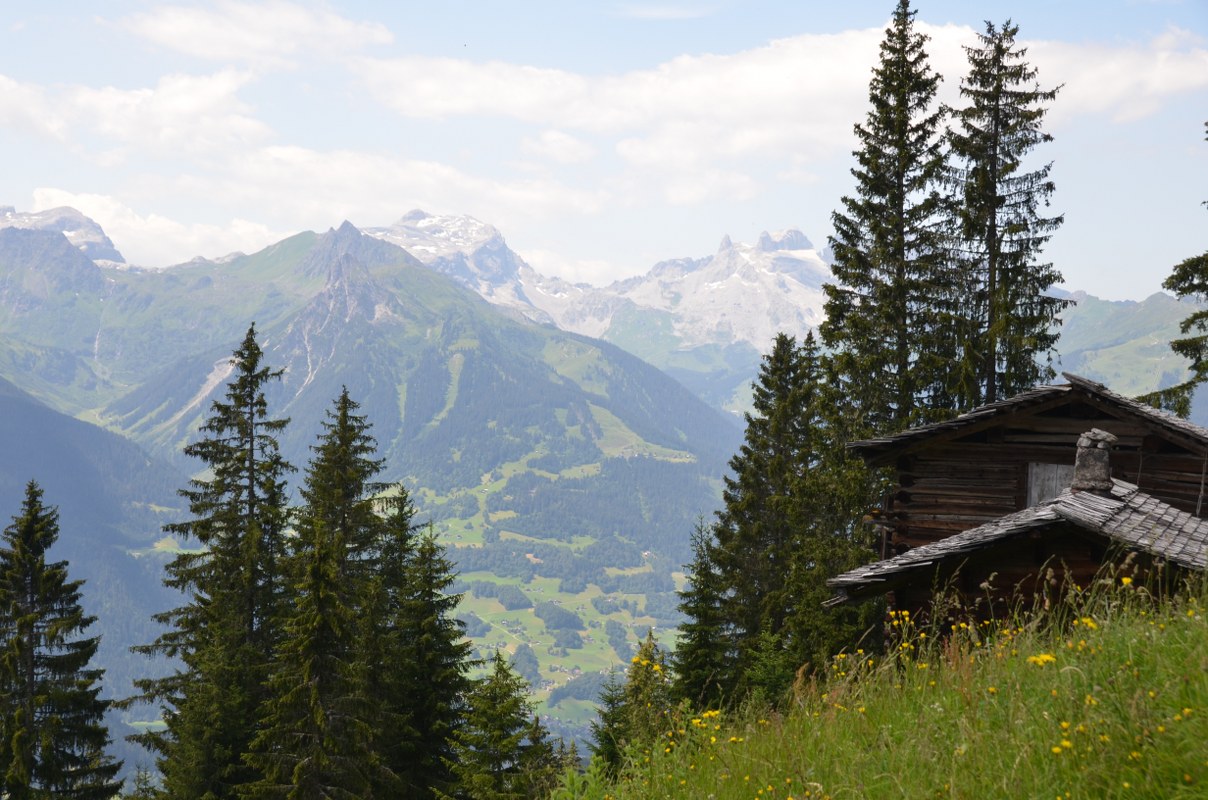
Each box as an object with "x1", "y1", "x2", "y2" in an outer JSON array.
[
  {"x1": 587, "y1": 672, "x2": 627, "y2": 777},
  {"x1": 670, "y1": 520, "x2": 731, "y2": 709},
  {"x1": 821, "y1": 0, "x2": 952, "y2": 433},
  {"x1": 1138, "y1": 121, "x2": 1208, "y2": 417},
  {"x1": 589, "y1": 631, "x2": 673, "y2": 775},
  {"x1": 712, "y1": 334, "x2": 814, "y2": 653},
  {"x1": 0, "y1": 481, "x2": 122, "y2": 799},
  {"x1": 382, "y1": 518, "x2": 473, "y2": 799},
  {"x1": 129, "y1": 324, "x2": 292, "y2": 800},
  {"x1": 695, "y1": 334, "x2": 878, "y2": 701},
  {"x1": 444, "y1": 650, "x2": 549, "y2": 800},
  {"x1": 243, "y1": 389, "x2": 385, "y2": 800},
  {"x1": 946, "y1": 19, "x2": 1067, "y2": 405}
]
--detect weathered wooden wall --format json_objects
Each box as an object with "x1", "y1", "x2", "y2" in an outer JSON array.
[
  {"x1": 879, "y1": 404, "x2": 1208, "y2": 555},
  {"x1": 891, "y1": 526, "x2": 1127, "y2": 619}
]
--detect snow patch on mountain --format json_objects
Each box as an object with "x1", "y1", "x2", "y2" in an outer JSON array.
[
  {"x1": 363, "y1": 210, "x2": 830, "y2": 354},
  {"x1": 364, "y1": 210, "x2": 552, "y2": 323},
  {"x1": 0, "y1": 206, "x2": 126, "y2": 264}
]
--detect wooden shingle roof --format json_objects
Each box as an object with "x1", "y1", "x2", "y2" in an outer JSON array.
[
  {"x1": 826, "y1": 480, "x2": 1208, "y2": 605},
  {"x1": 849, "y1": 373, "x2": 1208, "y2": 467}
]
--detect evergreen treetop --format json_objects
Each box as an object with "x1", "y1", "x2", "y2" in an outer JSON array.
[
  {"x1": 129, "y1": 323, "x2": 293, "y2": 799},
  {"x1": 0, "y1": 481, "x2": 121, "y2": 799},
  {"x1": 822, "y1": 0, "x2": 953, "y2": 433},
  {"x1": 444, "y1": 650, "x2": 549, "y2": 800},
  {"x1": 678, "y1": 333, "x2": 879, "y2": 706},
  {"x1": 946, "y1": 19, "x2": 1067, "y2": 405},
  {"x1": 243, "y1": 389, "x2": 388, "y2": 800}
]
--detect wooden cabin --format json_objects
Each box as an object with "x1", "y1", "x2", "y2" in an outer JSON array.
[
  {"x1": 853, "y1": 373, "x2": 1208, "y2": 555},
  {"x1": 826, "y1": 374, "x2": 1208, "y2": 612}
]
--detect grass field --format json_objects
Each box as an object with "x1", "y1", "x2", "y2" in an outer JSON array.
[{"x1": 556, "y1": 575, "x2": 1208, "y2": 799}]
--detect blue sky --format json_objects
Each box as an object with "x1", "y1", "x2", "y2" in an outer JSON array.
[{"x1": 1, "y1": 1, "x2": 1206, "y2": 300}]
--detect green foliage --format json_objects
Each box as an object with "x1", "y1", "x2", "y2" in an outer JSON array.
[
  {"x1": 671, "y1": 521, "x2": 730, "y2": 708},
  {"x1": 382, "y1": 523, "x2": 474, "y2": 799},
  {"x1": 564, "y1": 579, "x2": 1208, "y2": 799},
  {"x1": 445, "y1": 650, "x2": 559, "y2": 800},
  {"x1": 946, "y1": 19, "x2": 1068, "y2": 405},
  {"x1": 242, "y1": 389, "x2": 386, "y2": 799},
  {"x1": 822, "y1": 0, "x2": 954, "y2": 432},
  {"x1": 743, "y1": 629, "x2": 796, "y2": 708},
  {"x1": 587, "y1": 673, "x2": 628, "y2": 777},
  {"x1": 511, "y1": 643, "x2": 542, "y2": 687},
  {"x1": 535, "y1": 601, "x2": 586, "y2": 631},
  {"x1": 589, "y1": 631, "x2": 673, "y2": 777},
  {"x1": 129, "y1": 324, "x2": 292, "y2": 800},
  {"x1": 1138, "y1": 121, "x2": 1208, "y2": 417},
  {"x1": 692, "y1": 333, "x2": 878, "y2": 701},
  {"x1": 0, "y1": 481, "x2": 122, "y2": 799}
]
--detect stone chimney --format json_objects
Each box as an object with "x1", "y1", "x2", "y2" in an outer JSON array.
[{"x1": 1072, "y1": 428, "x2": 1117, "y2": 494}]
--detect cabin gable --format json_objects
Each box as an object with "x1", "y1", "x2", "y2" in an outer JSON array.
[{"x1": 858, "y1": 375, "x2": 1208, "y2": 556}]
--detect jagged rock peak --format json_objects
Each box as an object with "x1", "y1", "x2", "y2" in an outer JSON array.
[
  {"x1": 757, "y1": 229, "x2": 813, "y2": 252},
  {"x1": 718, "y1": 234, "x2": 733, "y2": 252},
  {"x1": 327, "y1": 250, "x2": 368, "y2": 278}
]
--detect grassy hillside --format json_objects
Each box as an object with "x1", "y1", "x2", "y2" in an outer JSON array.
[
  {"x1": 562, "y1": 577, "x2": 1208, "y2": 799},
  {"x1": 1056, "y1": 291, "x2": 1195, "y2": 397}
]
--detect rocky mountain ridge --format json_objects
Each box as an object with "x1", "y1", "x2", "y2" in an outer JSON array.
[
  {"x1": 0, "y1": 205, "x2": 126, "y2": 264},
  {"x1": 367, "y1": 210, "x2": 828, "y2": 351},
  {"x1": 366, "y1": 210, "x2": 832, "y2": 411}
]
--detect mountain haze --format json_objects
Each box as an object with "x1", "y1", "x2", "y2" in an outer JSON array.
[{"x1": 367, "y1": 211, "x2": 831, "y2": 412}]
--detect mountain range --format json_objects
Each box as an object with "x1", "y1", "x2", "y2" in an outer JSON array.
[
  {"x1": 366, "y1": 211, "x2": 831, "y2": 413},
  {"x1": 0, "y1": 204, "x2": 1195, "y2": 761},
  {"x1": 366, "y1": 209, "x2": 1198, "y2": 420}
]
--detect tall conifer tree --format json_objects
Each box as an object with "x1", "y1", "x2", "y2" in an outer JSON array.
[
  {"x1": 387, "y1": 524, "x2": 474, "y2": 799},
  {"x1": 703, "y1": 334, "x2": 877, "y2": 699},
  {"x1": 0, "y1": 482, "x2": 121, "y2": 799},
  {"x1": 946, "y1": 20, "x2": 1067, "y2": 405},
  {"x1": 243, "y1": 389, "x2": 385, "y2": 799},
  {"x1": 130, "y1": 324, "x2": 292, "y2": 800},
  {"x1": 822, "y1": 0, "x2": 952, "y2": 432},
  {"x1": 713, "y1": 334, "x2": 815, "y2": 650},
  {"x1": 670, "y1": 521, "x2": 731, "y2": 709},
  {"x1": 590, "y1": 631, "x2": 673, "y2": 775},
  {"x1": 444, "y1": 650, "x2": 555, "y2": 800}
]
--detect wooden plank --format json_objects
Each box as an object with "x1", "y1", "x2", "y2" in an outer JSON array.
[{"x1": 1011, "y1": 417, "x2": 1152, "y2": 437}]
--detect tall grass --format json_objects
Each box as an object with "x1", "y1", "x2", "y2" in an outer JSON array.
[{"x1": 556, "y1": 573, "x2": 1208, "y2": 799}]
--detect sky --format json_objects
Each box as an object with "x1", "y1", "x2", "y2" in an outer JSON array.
[{"x1": 1, "y1": 1, "x2": 1206, "y2": 301}]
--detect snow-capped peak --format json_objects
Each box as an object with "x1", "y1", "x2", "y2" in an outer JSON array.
[
  {"x1": 0, "y1": 206, "x2": 125, "y2": 263},
  {"x1": 369, "y1": 209, "x2": 503, "y2": 260}
]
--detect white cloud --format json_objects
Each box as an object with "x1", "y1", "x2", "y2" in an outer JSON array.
[
  {"x1": 356, "y1": 57, "x2": 589, "y2": 120},
  {"x1": 120, "y1": 0, "x2": 393, "y2": 67},
  {"x1": 0, "y1": 69, "x2": 268, "y2": 159},
  {"x1": 25, "y1": 146, "x2": 607, "y2": 266},
  {"x1": 357, "y1": 21, "x2": 1208, "y2": 163},
  {"x1": 518, "y1": 247, "x2": 634, "y2": 285},
  {"x1": 521, "y1": 130, "x2": 596, "y2": 164},
  {"x1": 358, "y1": 29, "x2": 880, "y2": 135},
  {"x1": 0, "y1": 74, "x2": 67, "y2": 139},
  {"x1": 1030, "y1": 28, "x2": 1208, "y2": 125},
  {"x1": 31, "y1": 188, "x2": 282, "y2": 267},
  {"x1": 208, "y1": 145, "x2": 606, "y2": 226},
  {"x1": 68, "y1": 70, "x2": 270, "y2": 157}
]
